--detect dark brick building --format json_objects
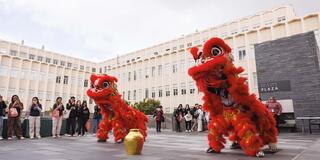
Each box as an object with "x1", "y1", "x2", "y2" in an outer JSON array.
[{"x1": 255, "y1": 31, "x2": 320, "y2": 130}]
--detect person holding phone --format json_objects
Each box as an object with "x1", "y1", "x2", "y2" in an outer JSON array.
[
  {"x1": 7, "y1": 95, "x2": 24, "y2": 140},
  {"x1": 52, "y1": 97, "x2": 64, "y2": 138},
  {"x1": 27, "y1": 97, "x2": 42, "y2": 139}
]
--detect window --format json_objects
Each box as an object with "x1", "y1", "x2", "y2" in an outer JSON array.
[
  {"x1": 99, "y1": 68, "x2": 102, "y2": 73},
  {"x1": 138, "y1": 69, "x2": 142, "y2": 79},
  {"x1": 10, "y1": 50, "x2": 17, "y2": 56},
  {"x1": 158, "y1": 86, "x2": 163, "y2": 97},
  {"x1": 128, "y1": 72, "x2": 131, "y2": 81},
  {"x1": 92, "y1": 67, "x2": 96, "y2": 73},
  {"x1": 181, "y1": 83, "x2": 186, "y2": 95},
  {"x1": 123, "y1": 92, "x2": 125, "y2": 100},
  {"x1": 173, "y1": 47, "x2": 177, "y2": 51},
  {"x1": 133, "y1": 71, "x2": 137, "y2": 80},
  {"x1": 56, "y1": 76, "x2": 61, "y2": 84},
  {"x1": 151, "y1": 66, "x2": 155, "y2": 77},
  {"x1": 187, "y1": 42, "x2": 192, "y2": 47},
  {"x1": 84, "y1": 79, "x2": 88, "y2": 87},
  {"x1": 179, "y1": 44, "x2": 184, "y2": 49},
  {"x1": 19, "y1": 52, "x2": 27, "y2": 58},
  {"x1": 173, "y1": 84, "x2": 178, "y2": 96},
  {"x1": 158, "y1": 65, "x2": 162, "y2": 76},
  {"x1": 151, "y1": 87, "x2": 156, "y2": 98},
  {"x1": 165, "y1": 85, "x2": 170, "y2": 96},
  {"x1": 53, "y1": 59, "x2": 58, "y2": 65},
  {"x1": 63, "y1": 76, "x2": 68, "y2": 84},
  {"x1": 133, "y1": 90, "x2": 136, "y2": 100},
  {"x1": 277, "y1": 16, "x2": 286, "y2": 22},
  {"x1": 67, "y1": 62, "x2": 72, "y2": 68},
  {"x1": 189, "y1": 82, "x2": 195, "y2": 94},
  {"x1": 104, "y1": 66, "x2": 107, "y2": 73},
  {"x1": 172, "y1": 62, "x2": 178, "y2": 73},
  {"x1": 128, "y1": 91, "x2": 131, "y2": 100},
  {"x1": 37, "y1": 56, "x2": 43, "y2": 62},
  {"x1": 188, "y1": 58, "x2": 194, "y2": 68},
  {"x1": 231, "y1": 29, "x2": 238, "y2": 35},
  {"x1": 180, "y1": 60, "x2": 185, "y2": 73},
  {"x1": 45, "y1": 58, "x2": 51, "y2": 63},
  {"x1": 60, "y1": 61, "x2": 65, "y2": 66},
  {"x1": 80, "y1": 65, "x2": 84, "y2": 70},
  {"x1": 165, "y1": 63, "x2": 170, "y2": 75},
  {"x1": 145, "y1": 88, "x2": 149, "y2": 99},
  {"x1": 145, "y1": 68, "x2": 149, "y2": 78},
  {"x1": 238, "y1": 48, "x2": 246, "y2": 60},
  {"x1": 29, "y1": 54, "x2": 35, "y2": 60}
]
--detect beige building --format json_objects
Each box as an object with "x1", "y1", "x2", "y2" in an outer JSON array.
[{"x1": 0, "y1": 5, "x2": 319, "y2": 113}]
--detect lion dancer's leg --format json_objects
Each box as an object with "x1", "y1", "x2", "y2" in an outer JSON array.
[
  {"x1": 111, "y1": 111, "x2": 126, "y2": 143},
  {"x1": 234, "y1": 112, "x2": 263, "y2": 157},
  {"x1": 258, "y1": 111, "x2": 278, "y2": 152},
  {"x1": 97, "y1": 107, "x2": 112, "y2": 142},
  {"x1": 207, "y1": 114, "x2": 228, "y2": 153},
  {"x1": 136, "y1": 111, "x2": 148, "y2": 140}
]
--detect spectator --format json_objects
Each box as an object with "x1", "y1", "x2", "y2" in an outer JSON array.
[
  {"x1": 65, "y1": 97, "x2": 75, "y2": 136},
  {"x1": 184, "y1": 104, "x2": 191, "y2": 132},
  {"x1": 184, "y1": 110, "x2": 192, "y2": 132},
  {"x1": 7, "y1": 95, "x2": 24, "y2": 140},
  {"x1": 27, "y1": 97, "x2": 42, "y2": 139},
  {"x1": 266, "y1": 96, "x2": 283, "y2": 129},
  {"x1": 153, "y1": 106, "x2": 164, "y2": 132},
  {"x1": 78, "y1": 100, "x2": 90, "y2": 136},
  {"x1": 68, "y1": 99, "x2": 78, "y2": 137},
  {"x1": 197, "y1": 105, "x2": 204, "y2": 132},
  {"x1": 92, "y1": 104, "x2": 102, "y2": 134},
  {"x1": 75, "y1": 100, "x2": 82, "y2": 135},
  {"x1": 191, "y1": 103, "x2": 199, "y2": 131},
  {"x1": 0, "y1": 95, "x2": 7, "y2": 140},
  {"x1": 174, "y1": 104, "x2": 184, "y2": 132},
  {"x1": 52, "y1": 97, "x2": 64, "y2": 138}
]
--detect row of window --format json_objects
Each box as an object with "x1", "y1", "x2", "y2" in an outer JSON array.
[
  {"x1": 55, "y1": 75, "x2": 89, "y2": 87},
  {"x1": 7, "y1": 50, "x2": 92, "y2": 72},
  {"x1": 122, "y1": 82, "x2": 197, "y2": 101}
]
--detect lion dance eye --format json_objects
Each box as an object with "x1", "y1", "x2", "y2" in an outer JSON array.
[
  {"x1": 211, "y1": 46, "x2": 223, "y2": 56},
  {"x1": 103, "y1": 81, "x2": 110, "y2": 88}
]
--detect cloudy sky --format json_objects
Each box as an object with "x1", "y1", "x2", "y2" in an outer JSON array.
[{"x1": 0, "y1": 0, "x2": 319, "y2": 62}]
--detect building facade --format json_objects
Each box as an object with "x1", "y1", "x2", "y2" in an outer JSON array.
[{"x1": 0, "y1": 5, "x2": 319, "y2": 113}]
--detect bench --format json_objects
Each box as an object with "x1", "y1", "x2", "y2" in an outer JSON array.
[{"x1": 296, "y1": 116, "x2": 320, "y2": 134}]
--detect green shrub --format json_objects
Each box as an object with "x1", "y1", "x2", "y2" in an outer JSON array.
[{"x1": 133, "y1": 99, "x2": 160, "y2": 115}]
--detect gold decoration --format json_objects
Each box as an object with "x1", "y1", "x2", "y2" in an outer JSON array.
[{"x1": 124, "y1": 129, "x2": 144, "y2": 155}]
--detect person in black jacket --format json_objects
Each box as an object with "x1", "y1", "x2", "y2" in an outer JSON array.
[
  {"x1": 78, "y1": 100, "x2": 90, "y2": 136},
  {"x1": 92, "y1": 105, "x2": 101, "y2": 134},
  {"x1": 174, "y1": 104, "x2": 184, "y2": 132},
  {"x1": 0, "y1": 95, "x2": 7, "y2": 140},
  {"x1": 27, "y1": 97, "x2": 42, "y2": 139},
  {"x1": 68, "y1": 99, "x2": 78, "y2": 137},
  {"x1": 65, "y1": 97, "x2": 75, "y2": 136}
]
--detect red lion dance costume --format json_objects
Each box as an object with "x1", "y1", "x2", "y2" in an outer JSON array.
[
  {"x1": 87, "y1": 74, "x2": 148, "y2": 142},
  {"x1": 188, "y1": 37, "x2": 277, "y2": 157}
]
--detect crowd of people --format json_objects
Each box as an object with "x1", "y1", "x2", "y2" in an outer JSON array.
[
  {"x1": 152, "y1": 96, "x2": 283, "y2": 133},
  {"x1": 0, "y1": 95, "x2": 102, "y2": 140}
]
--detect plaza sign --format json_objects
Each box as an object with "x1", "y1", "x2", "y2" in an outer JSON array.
[{"x1": 259, "y1": 80, "x2": 291, "y2": 93}]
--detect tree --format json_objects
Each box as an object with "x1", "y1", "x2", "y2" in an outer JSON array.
[{"x1": 133, "y1": 99, "x2": 160, "y2": 115}]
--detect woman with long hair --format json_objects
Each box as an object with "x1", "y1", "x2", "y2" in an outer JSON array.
[
  {"x1": 7, "y1": 95, "x2": 24, "y2": 140},
  {"x1": 78, "y1": 100, "x2": 90, "y2": 136},
  {"x1": 28, "y1": 97, "x2": 42, "y2": 139},
  {"x1": 52, "y1": 97, "x2": 64, "y2": 138}
]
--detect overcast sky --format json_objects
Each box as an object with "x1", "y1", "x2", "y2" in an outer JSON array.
[{"x1": 0, "y1": 0, "x2": 319, "y2": 62}]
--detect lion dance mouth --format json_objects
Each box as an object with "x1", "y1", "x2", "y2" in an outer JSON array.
[
  {"x1": 188, "y1": 37, "x2": 277, "y2": 156},
  {"x1": 87, "y1": 74, "x2": 148, "y2": 142}
]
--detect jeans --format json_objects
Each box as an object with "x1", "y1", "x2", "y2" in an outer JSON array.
[
  {"x1": 69, "y1": 118, "x2": 77, "y2": 136},
  {"x1": 0, "y1": 116, "x2": 3, "y2": 137},
  {"x1": 52, "y1": 116, "x2": 63, "y2": 136},
  {"x1": 29, "y1": 116, "x2": 41, "y2": 138},
  {"x1": 92, "y1": 118, "x2": 101, "y2": 133},
  {"x1": 66, "y1": 118, "x2": 70, "y2": 134},
  {"x1": 78, "y1": 118, "x2": 88, "y2": 135},
  {"x1": 185, "y1": 121, "x2": 192, "y2": 131},
  {"x1": 156, "y1": 120, "x2": 162, "y2": 132}
]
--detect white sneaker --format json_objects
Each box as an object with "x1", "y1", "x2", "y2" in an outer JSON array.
[
  {"x1": 8, "y1": 137, "x2": 12, "y2": 140},
  {"x1": 37, "y1": 136, "x2": 41, "y2": 139},
  {"x1": 57, "y1": 135, "x2": 61, "y2": 138},
  {"x1": 52, "y1": 135, "x2": 57, "y2": 138},
  {"x1": 30, "y1": 137, "x2": 34, "y2": 139},
  {"x1": 19, "y1": 137, "x2": 25, "y2": 140},
  {"x1": 0, "y1": 136, "x2": 3, "y2": 140}
]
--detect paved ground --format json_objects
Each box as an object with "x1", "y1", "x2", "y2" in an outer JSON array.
[{"x1": 0, "y1": 129, "x2": 319, "y2": 160}]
